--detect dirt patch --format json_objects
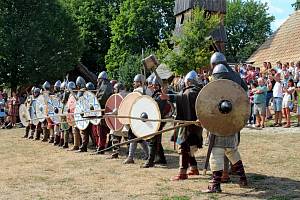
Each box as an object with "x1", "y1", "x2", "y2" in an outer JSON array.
[{"x1": 0, "y1": 127, "x2": 299, "y2": 200}]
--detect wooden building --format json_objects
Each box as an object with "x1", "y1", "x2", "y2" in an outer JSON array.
[{"x1": 174, "y1": 0, "x2": 227, "y2": 52}]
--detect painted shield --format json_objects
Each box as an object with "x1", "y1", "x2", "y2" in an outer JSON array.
[
  {"x1": 82, "y1": 91, "x2": 102, "y2": 125},
  {"x1": 36, "y1": 94, "x2": 47, "y2": 123},
  {"x1": 60, "y1": 102, "x2": 69, "y2": 131},
  {"x1": 130, "y1": 95, "x2": 161, "y2": 138},
  {"x1": 66, "y1": 94, "x2": 76, "y2": 126},
  {"x1": 19, "y1": 104, "x2": 31, "y2": 127},
  {"x1": 196, "y1": 79, "x2": 250, "y2": 136},
  {"x1": 105, "y1": 94, "x2": 124, "y2": 131},
  {"x1": 74, "y1": 96, "x2": 90, "y2": 130},
  {"x1": 118, "y1": 92, "x2": 142, "y2": 125},
  {"x1": 29, "y1": 99, "x2": 39, "y2": 125},
  {"x1": 49, "y1": 96, "x2": 62, "y2": 124}
]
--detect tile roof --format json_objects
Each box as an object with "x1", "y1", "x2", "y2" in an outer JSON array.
[{"x1": 248, "y1": 10, "x2": 300, "y2": 66}]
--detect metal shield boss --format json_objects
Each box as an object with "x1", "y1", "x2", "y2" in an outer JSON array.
[
  {"x1": 105, "y1": 94, "x2": 123, "y2": 131},
  {"x1": 196, "y1": 79, "x2": 250, "y2": 136},
  {"x1": 130, "y1": 95, "x2": 161, "y2": 139},
  {"x1": 118, "y1": 92, "x2": 142, "y2": 125},
  {"x1": 48, "y1": 96, "x2": 62, "y2": 124},
  {"x1": 82, "y1": 91, "x2": 102, "y2": 125}
]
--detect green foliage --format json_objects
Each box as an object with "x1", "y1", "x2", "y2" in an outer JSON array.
[
  {"x1": 162, "y1": 8, "x2": 220, "y2": 75},
  {"x1": 0, "y1": 0, "x2": 83, "y2": 89},
  {"x1": 225, "y1": 0, "x2": 275, "y2": 62},
  {"x1": 105, "y1": 0, "x2": 175, "y2": 76},
  {"x1": 61, "y1": 0, "x2": 123, "y2": 73}
]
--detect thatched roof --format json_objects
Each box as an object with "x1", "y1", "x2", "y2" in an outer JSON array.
[{"x1": 248, "y1": 10, "x2": 300, "y2": 65}]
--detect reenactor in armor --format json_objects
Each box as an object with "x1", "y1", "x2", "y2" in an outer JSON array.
[
  {"x1": 106, "y1": 82, "x2": 128, "y2": 159},
  {"x1": 68, "y1": 81, "x2": 82, "y2": 151},
  {"x1": 94, "y1": 71, "x2": 113, "y2": 153},
  {"x1": 160, "y1": 71, "x2": 203, "y2": 180},
  {"x1": 77, "y1": 79, "x2": 95, "y2": 153},
  {"x1": 141, "y1": 76, "x2": 168, "y2": 168},
  {"x1": 202, "y1": 52, "x2": 248, "y2": 193},
  {"x1": 28, "y1": 87, "x2": 42, "y2": 139},
  {"x1": 123, "y1": 74, "x2": 149, "y2": 164},
  {"x1": 23, "y1": 87, "x2": 36, "y2": 138}
]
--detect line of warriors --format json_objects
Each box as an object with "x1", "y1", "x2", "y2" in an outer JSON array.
[{"x1": 21, "y1": 52, "x2": 248, "y2": 193}]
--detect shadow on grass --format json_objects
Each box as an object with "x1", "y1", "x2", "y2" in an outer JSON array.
[{"x1": 222, "y1": 173, "x2": 300, "y2": 199}]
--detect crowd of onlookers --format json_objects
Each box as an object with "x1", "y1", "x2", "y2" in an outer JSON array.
[
  {"x1": 1, "y1": 60, "x2": 300, "y2": 130},
  {"x1": 193, "y1": 61, "x2": 300, "y2": 129},
  {"x1": 0, "y1": 90, "x2": 26, "y2": 129}
]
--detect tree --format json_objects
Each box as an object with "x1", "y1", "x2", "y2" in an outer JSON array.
[
  {"x1": 62, "y1": 0, "x2": 123, "y2": 74},
  {"x1": 225, "y1": 0, "x2": 275, "y2": 62},
  {"x1": 0, "y1": 0, "x2": 83, "y2": 90},
  {"x1": 105, "y1": 0, "x2": 175, "y2": 78},
  {"x1": 162, "y1": 8, "x2": 220, "y2": 75}
]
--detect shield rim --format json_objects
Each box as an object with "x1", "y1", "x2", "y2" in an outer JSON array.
[
  {"x1": 118, "y1": 92, "x2": 142, "y2": 125},
  {"x1": 105, "y1": 93, "x2": 124, "y2": 131},
  {"x1": 195, "y1": 79, "x2": 250, "y2": 136},
  {"x1": 129, "y1": 95, "x2": 161, "y2": 139}
]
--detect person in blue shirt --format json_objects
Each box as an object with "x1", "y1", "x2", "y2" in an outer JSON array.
[{"x1": 252, "y1": 78, "x2": 268, "y2": 128}]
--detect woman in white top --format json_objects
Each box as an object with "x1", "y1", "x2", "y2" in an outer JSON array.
[{"x1": 282, "y1": 79, "x2": 295, "y2": 128}]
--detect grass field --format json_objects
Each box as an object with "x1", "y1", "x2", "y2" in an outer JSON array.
[{"x1": 0, "y1": 127, "x2": 299, "y2": 200}]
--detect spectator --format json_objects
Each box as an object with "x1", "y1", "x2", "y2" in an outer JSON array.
[
  {"x1": 296, "y1": 82, "x2": 300, "y2": 127},
  {"x1": 266, "y1": 73, "x2": 276, "y2": 119},
  {"x1": 272, "y1": 73, "x2": 283, "y2": 127},
  {"x1": 248, "y1": 81, "x2": 257, "y2": 126},
  {"x1": 0, "y1": 91, "x2": 6, "y2": 126},
  {"x1": 282, "y1": 79, "x2": 295, "y2": 128},
  {"x1": 252, "y1": 78, "x2": 268, "y2": 128},
  {"x1": 7, "y1": 91, "x2": 20, "y2": 127}
]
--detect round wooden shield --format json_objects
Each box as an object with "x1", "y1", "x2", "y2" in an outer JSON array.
[
  {"x1": 19, "y1": 104, "x2": 31, "y2": 127},
  {"x1": 49, "y1": 96, "x2": 62, "y2": 124},
  {"x1": 82, "y1": 91, "x2": 102, "y2": 125},
  {"x1": 130, "y1": 95, "x2": 161, "y2": 138},
  {"x1": 66, "y1": 94, "x2": 76, "y2": 126},
  {"x1": 118, "y1": 92, "x2": 142, "y2": 125},
  {"x1": 105, "y1": 94, "x2": 123, "y2": 131},
  {"x1": 196, "y1": 79, "x2": 250, "y2": 136},
  {"x1": 74, "y1": 96, "x2": 90, "y2": 130},
  {"x1": 29, "y1": 99, "x2": 39, "y2": 125},
  {"x1": 36, "y1": 95, "x2": 46, "y2": 123}
]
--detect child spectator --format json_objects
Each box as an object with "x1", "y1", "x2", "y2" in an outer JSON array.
[
  {"x1": 248, "y1": 81, "x2": 257, "y2": 126},
  {"x1": 252, "y1": 78, "x2": 268, "y2": 128},
  {"x1": 282, "y1": 79, "x2": 295, "y2": 128}
]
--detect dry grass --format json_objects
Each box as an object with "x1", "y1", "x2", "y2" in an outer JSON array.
[{"x1": 0, "y1": 127, "x2": 299, "y2": 200}]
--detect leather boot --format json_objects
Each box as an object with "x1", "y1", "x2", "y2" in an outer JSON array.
[
  {"x1": 69, "y1": 132, "x2": 80, "y2": 151},
  {"x1": 202, "y1": 170, "x2": 222, "y2": 193},
  {"x1": 141, "y1": 139, "x2": 156, "y2": 168},
  {"x1": 171, "y1": 169, "x2": 188, "y2": 181},
  {"x1": 41, "y1": 129, "x2": 49, "y2": 142},
  {"x1": 48, "y1": 137, "x2": 54, "y2": 143},
  {"x1": 53, "y1": 135, "x2": 60, "y2": 146},
  {"x1": 154, "y1": 143, "x2": 167, "y2": 165},
  {"x1": 35, "y1": 130, "x2": 42, "y2": 140},
  {"x1": 232, "y1": 160, "x2": 248, "y2": 187},
  {"x1": 221, "y1": 171, "x2": 231, "y2": 183},
  {"x1": 23, "y1": 126, "x2": 30, "y2": 138},
  {"x1": 77, "y1": 145, "x2": 87, "y2": 153},
  {"x1": 62, "y1": 130, "x2": 69, "y2": 149},
  {"x1": 59, "y1": 138, "x2": 64, "y2": 147},
  {"x1": 188, "y1": 168, "x2": 200, "y2": 176}
]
